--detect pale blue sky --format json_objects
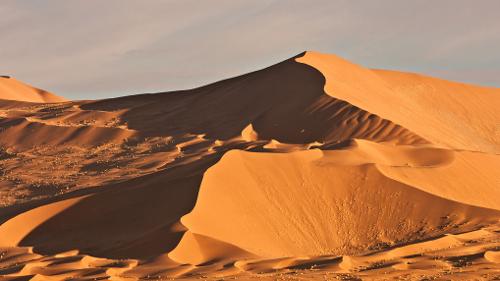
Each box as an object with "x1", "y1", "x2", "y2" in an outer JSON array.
[{"x1": 1, "y1": 0, "x2": 499, "y2": 100}]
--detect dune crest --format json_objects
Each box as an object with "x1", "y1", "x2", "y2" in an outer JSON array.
[
  {"x1": 0, "y1": 51, "x2": 499, "y2": 280},
  {"x1": 296, "y1": 51, "x2": 500, "y2": 153}
]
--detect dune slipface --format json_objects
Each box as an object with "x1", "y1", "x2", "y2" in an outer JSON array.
[{"x1": 0, "y1": 51, "x2": 499, "y2": 280}]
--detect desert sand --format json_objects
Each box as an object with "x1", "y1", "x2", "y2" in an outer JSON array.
[
  {"x1": 0, "y1": 76, "x2": 66, "y2": 103},
  {"x1": 0, "y1": 51, "x2": 499, "y2": 280}
]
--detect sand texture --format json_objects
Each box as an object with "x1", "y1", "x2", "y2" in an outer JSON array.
[{"x1": 0, "y1": 52, "x2": 499, "y2": 280}]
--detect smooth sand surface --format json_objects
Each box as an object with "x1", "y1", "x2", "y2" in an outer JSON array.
[
  {"x1": 0, "y1": 77, "x2": 66, "y2": 103},
  {"x1": 0, "y1": 51, "x2": 499, "y2": 280}
]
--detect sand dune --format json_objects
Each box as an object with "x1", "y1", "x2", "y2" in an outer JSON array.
[
  {"x1": 0, "y1": 77, "x2": 66, "y2": 103},
  {"x1": 0, "y1": 51, "x2": 499, "y2": 280},
  {"x1": 181, "y1": 146, "x2": 498, "y2": 259},
  {"x1": 296, "y1": 52, "x2": 500, "y2": 153}
]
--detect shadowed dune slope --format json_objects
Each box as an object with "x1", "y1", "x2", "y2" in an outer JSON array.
[
  {"x1": 0, "y1": 55, "x2": 427, "y2": 150},
  {"x1": 80, "y1": 53, "x2": 427, "y2": 145},
  {"x1": 0, "y1": 76, "x2": 67, "y2": 103},
  {"x1": 0, "y1": 156, "x2": 219, "y2": 259}
]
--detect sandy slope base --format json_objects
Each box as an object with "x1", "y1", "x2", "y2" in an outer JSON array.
[{"x1": 0, "y1": 224, "x2": 499, "y2": 280}]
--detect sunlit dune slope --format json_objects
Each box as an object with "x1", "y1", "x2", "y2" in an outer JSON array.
[
  {"x1": 180, "y1": 143, "x2": 499, "y2": 259},
  {"x1": 296, "y1": 52, "x2": 500, "y2": 153},
  {"x1": 0, "y1": 76, "x2": 67, "y2": 103}
]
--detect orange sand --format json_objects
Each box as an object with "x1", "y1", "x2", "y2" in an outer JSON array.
[
  {"x1": 0, "y1": 77, "x2": 66, "y2": 103},
  {"x1": 0, "y1": 51, "x2": 499, "y2": 280}
]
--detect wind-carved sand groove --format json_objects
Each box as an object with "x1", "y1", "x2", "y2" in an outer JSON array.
[{"x1": 0, "y1": 51, "x2": 499, "y2": 280}]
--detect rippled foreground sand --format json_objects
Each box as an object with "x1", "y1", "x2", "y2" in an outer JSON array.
[{"x1": 0, "y1": 51, "x2": 499, "y2": 280}]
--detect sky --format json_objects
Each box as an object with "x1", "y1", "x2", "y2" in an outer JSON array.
[{"x1": 1, "y1": 0, "x2": 499, "y2": 100}]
